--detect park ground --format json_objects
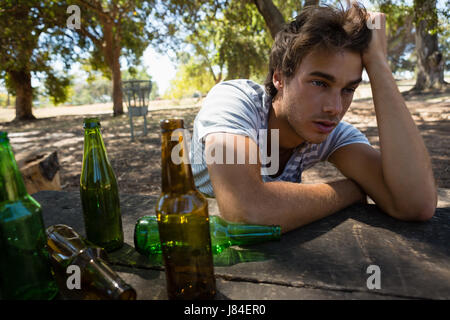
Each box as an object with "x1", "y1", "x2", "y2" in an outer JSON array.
[{"x1": 0, "y1": 79, "x2": 449, "y2": 199}]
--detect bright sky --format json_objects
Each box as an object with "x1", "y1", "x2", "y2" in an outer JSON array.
[{"x1": 141, "y1": 47, "x2": 177, "y2": 96}]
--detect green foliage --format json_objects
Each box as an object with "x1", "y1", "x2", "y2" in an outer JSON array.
[
  {"x1": 215, "y1": 1, "x2": 272, "y2": 80},
  {"x1": 4, "y1": 0, "x2": 445, "y2": 110},
  {"x1": 369, "y1": 0, "x2": 448, "y2": 74},
  {"x1": 274, "y1": 0, "x2": 303, "y2": 20},
  {"x1": 439, "y1": 14, "x2": 450, "y2": 71},
  {"x1": 163, "y1": 0, "x2": 274, "y2": 96},
  {"x1": 0, "y1": 0, "x2": 74, "y2": 105},
  {"x1": 43, "y1": 73, "x2": 72, "y2": 105},
  {"x1": 164, "y1": 0, "x2": 307, "y2": 98},
  {"x1": 436, "y1": 0, "x2": 449, "y2": 70},
  {"x1": 412, "y1": 0, "x2": 440, "y2": 33},
  {"x1": 0, "y1": 92, "x2": 15, "y2": 108},
  {"x1": 122, "y1": 66, "x2": 152, "y2": 81},
  {"x1": 68, "y1": 70, "x2": 112, "y2": 106},
  {"x1": 373, "y1": 0, "x2": 416, "y2": 73},
  {"x1": 164, "y1": 56, "x2": 216, "y2": 99},
  {"x1": 72, "y1": 0, "x2": 156, "y2": 76}
]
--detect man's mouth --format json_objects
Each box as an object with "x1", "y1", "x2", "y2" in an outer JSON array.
[{"x1": 313, "y1": 120, "x2": 337, "y2": 134}]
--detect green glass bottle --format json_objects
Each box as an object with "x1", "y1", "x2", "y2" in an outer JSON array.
[
  {"x1": 80, "y1": 118, "x2": 123, "y2": 252},
  {"x1": 0, "y1": 131, "x2": 58, "y2": 300},
  {"x1": 157, "y1": 119, "x2": 216, "y2": 300},
  {"x1": 134, "y1": 215, "x2": 281, "y2": 255}
]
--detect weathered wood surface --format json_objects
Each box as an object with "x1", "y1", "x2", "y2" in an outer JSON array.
[
  {"x1": 35, "y1": 190, "x2": 450, "y2": 300},
  {"x1": 17, "y1": 150, "x2": 61, "y2": 194}
]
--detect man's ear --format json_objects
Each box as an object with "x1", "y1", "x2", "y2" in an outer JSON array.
[{"x1": 272, "y1": 70, "x2": 284, "y2": 90}]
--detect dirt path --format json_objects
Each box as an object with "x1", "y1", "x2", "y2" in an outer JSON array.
[{"x1": 1, "y1": 89, "x2": 449, "y2": 198}]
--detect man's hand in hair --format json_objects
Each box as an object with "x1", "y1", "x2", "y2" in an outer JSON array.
[{"x1": 362, "y1": 12, "x2": 387, "y2": 69}]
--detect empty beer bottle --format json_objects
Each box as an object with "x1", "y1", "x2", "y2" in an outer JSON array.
[
  {"x1": 0, "y1": 131, "x2": 58, "y2": 300},
  {"x1": 134, "y1": 215, "x2": 281, "y2": 256},
  {"x1": 157, "y1": 119, "x2": 216, "y2": 300},
  {"x1": 46, "y1": 224, "x2": 136, "y2": 300},
  {"x1": 80, "y1": 118, "x2": 123, "y2": 252}
]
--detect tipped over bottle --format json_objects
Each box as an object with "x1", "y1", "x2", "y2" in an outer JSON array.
[
  {"x1": 46, "y1": 224, "x2": 136, "y2": 300},
  {"x1": 134, "y1": 215, "x2": 281, "y2": 256}
]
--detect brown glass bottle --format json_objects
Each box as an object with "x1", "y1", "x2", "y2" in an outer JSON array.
[
  {"x1": 157, "y1": 119, "x2": 216, "y2": 300},
  {"x1": 46, "y1": 224, "x2": 136, "y2": 300}
]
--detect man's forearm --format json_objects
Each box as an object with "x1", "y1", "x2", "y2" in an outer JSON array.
[
  {"x1": 242, "y1": 179, "x2": 365, "y2": 233},
  {"x1": 366, "y1": 59, "x2": 437, "y2": 218}
]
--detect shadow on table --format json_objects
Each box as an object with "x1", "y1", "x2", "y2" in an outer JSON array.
[
  {"x1": 254, "y1": 203, "x2": 450, "y2": 299},
  {"x1": 108, "y1": 243, "x2": 274, "y2": 269},
  {"x1": 108, "y1": 243, "x2": 163, "y2": 269},
  {"x1": 349, "y1": 204, "x2": 450, "y2": 255},
  {"x1": 213, "y1": 247, "x2": 275, "y2": 266},
  {"x1": 278, "y1": 203, "x2": 450, "y2": 256}
]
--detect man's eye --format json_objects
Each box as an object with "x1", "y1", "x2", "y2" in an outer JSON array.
[
  {"x1": 343, "y1": 87, "x2": 356, "y2": 94},
  {"x1": 312, "y1": 80, "x2": 327, "y2": 87}
]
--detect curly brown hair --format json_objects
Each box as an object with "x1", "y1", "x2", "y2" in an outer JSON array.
[{"x1": 264, "y1": 2, "x2": 372, "y2": 98}]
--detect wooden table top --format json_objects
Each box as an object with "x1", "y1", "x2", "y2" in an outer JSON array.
[{"x1": 35, "y1": 189, "x2": 450, "y2": 300}]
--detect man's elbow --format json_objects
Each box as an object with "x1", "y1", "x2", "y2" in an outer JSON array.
[
  {"x1": 216, "y1": 188, "x2": 268, "y2": 225},
  {"x1": 219, "y1": 206, "x2": 248, "y2": 224},
  {"x1": 390, "y1": 196, "x2": 437, "y2": 222},
  {"x1": 415, "y1": 199, "x2": 437, "y2": 221},
  {"x1": 216, "y1": 196, "x2": 255, "y2": 224},
  {"x1": 404, "y1": 204, "x2": 435, "y2": 222}
]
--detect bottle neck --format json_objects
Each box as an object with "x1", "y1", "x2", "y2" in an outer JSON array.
[
  {"x1": 46, "y1": 224, "x2": 87, "y2": 266},
  {"x1": 83, "y1": 127, "x2": 108, "y2": 160},
  {"x1": 161, "y1": 129, "x2": 196, "y2": 194},
  {"x1": 81, "y1": 127, "x2": 111, "y2": 184},
  {"x1": 213, "y1": 216, "x2": 281, "y2": 243},
  {"x1": 227, "y1": 225, "x2": 281, "y2": 241},
  {"x1": 0, "y1": 139, "x2": 28, "y2": 202}
]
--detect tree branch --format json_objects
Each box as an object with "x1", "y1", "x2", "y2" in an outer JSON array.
[
  {"x1": 76, "y1": 0, "x2": 113, "y2": 23},
  {"x1": 252, "y1": 0, "x2": 285, "y2": 39},
  {"x1": 78, "y1": 24, "x2": 103, "y2": 48}
]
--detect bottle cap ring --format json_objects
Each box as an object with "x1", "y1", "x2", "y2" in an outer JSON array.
[{"x1": 83, "y1": 118, "x2": 101, "y2": 129}]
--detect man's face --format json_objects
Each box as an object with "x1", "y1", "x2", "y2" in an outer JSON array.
[{"x1": 273, "y1": 48, "x2": 363, "y2": 146}]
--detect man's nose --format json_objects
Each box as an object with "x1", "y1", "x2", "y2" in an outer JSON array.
[{"x1": 322, "y1": 93, "x2": 343, "y2": 115}]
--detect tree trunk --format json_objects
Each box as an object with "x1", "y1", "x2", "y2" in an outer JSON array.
[
  {"x1": 103, "y1": 18, "x2": 124, "y2": 116},
  {"x1": 9, "y1": 69, "x2": 35, "y2": 121},
  {"x1": 111, "y1": 46, "x2": 124, "y2": 116},
  {"x1": 412, "y1": 0, "x2": 447, "y2": 91},
  {"x1": 252, "y1": 0, "x2": 285, "y2": 39}
]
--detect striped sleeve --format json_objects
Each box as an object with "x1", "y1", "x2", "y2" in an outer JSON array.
[{"x1": 194, "y1": 81, "x2": 261, "y2": 144}]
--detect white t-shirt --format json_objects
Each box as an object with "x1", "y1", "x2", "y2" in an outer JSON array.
[{"x1": 189, "y1": 79, "x2": 370, "y2": 197}]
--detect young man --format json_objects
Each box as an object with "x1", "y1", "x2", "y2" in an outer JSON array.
[{"x1": 189, "y1": 3, "x2": 437, "y2": 233}]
